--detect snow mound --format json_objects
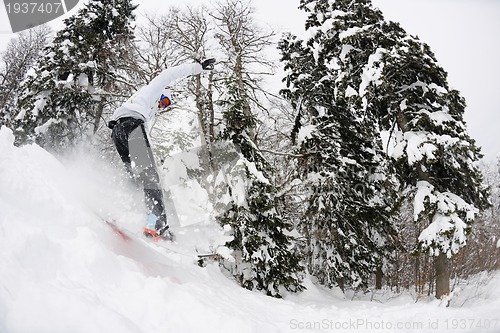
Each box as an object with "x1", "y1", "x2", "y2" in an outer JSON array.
[{"x1": 1, "y1": 125, "x2": 500, "y2": 333}]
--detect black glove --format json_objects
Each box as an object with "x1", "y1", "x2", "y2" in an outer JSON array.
[
  {"x1": 108, "y1": 120, "x2": 117, "y2": 129},
  {"x1": 197, "y1": 58, "x2": 216, "y2": 70}
]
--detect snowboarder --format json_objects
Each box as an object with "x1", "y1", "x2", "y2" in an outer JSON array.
[{"x1": 108, "y1": 58, "x2": 216, "y2": 240}]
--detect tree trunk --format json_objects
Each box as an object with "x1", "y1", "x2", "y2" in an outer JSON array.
[
  {"x1": 229, "y1": 26, "x2": 255, "y2": 142},
  {"x1": 193, "y1": 74, "x2": 214, "y2": 179},
  {"x1": 207, "y1": 71, "x2": 215, "y2": 144},
  {"x1": 93, "y1": 98, "x2": 105, "y2": 134},
  {"x1": 375, "y1": 266, "x2": 383, "y2": 289},
  {"x1": 435, "y1": 252, "x2": 450, "y2": 299},
  {"x1": 336, "y1": 277, "x2": 345, "y2": 293}
]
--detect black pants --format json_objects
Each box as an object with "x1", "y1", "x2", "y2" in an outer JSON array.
[{"x1": 111, "y1": 117, "x2": 167, "y2": 229}]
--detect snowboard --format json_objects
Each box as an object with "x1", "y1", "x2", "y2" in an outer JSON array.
[{"x1": 105, "y1": 219, "x2": 219, "y2": 259}]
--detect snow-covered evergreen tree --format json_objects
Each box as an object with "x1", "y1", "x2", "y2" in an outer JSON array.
[
  {"x1": 282, "y1": 0, "x2": 489, "y2": 297},
  {"x1": 371, "y1": 25, "x2": 490, "y2": 297},
  {"x1": 0, "y1": 26, "x2": 52, "y2": 128},
  {"x1": 279, "y1": 0, "x2": 490, "y2": 297},
  {"x1": 207, "y1": 0, "x2": 304, "y2": 297},
  {"x1": 216, "y1": 76, "x2": 304, "y2": 297},
  {"x1": 14, "y1": 0, "x2": 137, "y2": 150},
  {"x1": 279, "y1": 0, "x2": 399, "y2": 289}
]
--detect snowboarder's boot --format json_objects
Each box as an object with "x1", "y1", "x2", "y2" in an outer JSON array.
[{"x1": 143, "y1": 213, "x2": 174, "y2": 241}]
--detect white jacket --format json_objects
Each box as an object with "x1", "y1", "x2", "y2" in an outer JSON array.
[{"x1": 112, "y1": 62, "x2": 204, "y2": 123}]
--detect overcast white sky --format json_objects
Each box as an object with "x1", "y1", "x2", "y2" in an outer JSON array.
[{"x1": 1, "y1": 0, "x2": 499, "y2": 161}]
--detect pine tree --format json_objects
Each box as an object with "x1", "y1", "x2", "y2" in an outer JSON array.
[
  {"x1": 371, "y1": 28, "x2": 490, "y2": 298},
  {"x1": 0, "y1": 25, "x2": 51, "y2": 128},
  {"x1": 14, "y1": 0, "x2": 137, "y2": 150},
  {"x1": 281, "y1": 0, "x2": 489, "y2": 297},
  {"x1": 279, "y1": 0, "x2": 399, "y2": 290},
  {"x1": 216, "y1": 70, "x2": 304, "y2": 298},
  {"x1": 208, "y1": 0, "x2": 303, "y2": 297}
]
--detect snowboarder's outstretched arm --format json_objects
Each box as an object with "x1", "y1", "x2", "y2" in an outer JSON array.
[
  {"x1": 112, "y1": 59, "x2": 215, "y2": 122},
  {"x1": 134, "y1": 63, "x2": 203, "y2": 108}
]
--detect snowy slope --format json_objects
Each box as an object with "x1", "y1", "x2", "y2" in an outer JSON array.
[{"x1": 1, "y1": 124, "x2": 500, "y2": 333}]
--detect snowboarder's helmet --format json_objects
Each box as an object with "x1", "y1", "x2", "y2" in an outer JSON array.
[{"x1": 158, "y1": 93, "x2": 171, "y2": 109}]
